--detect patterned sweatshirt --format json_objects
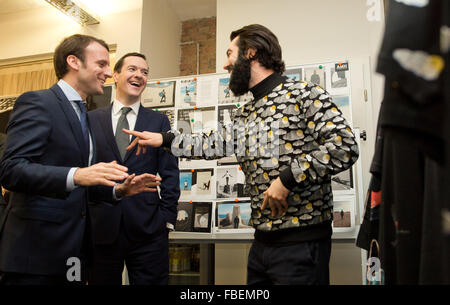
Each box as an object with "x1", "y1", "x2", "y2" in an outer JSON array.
[{"x1": 162, "y1": 73, "x2": 359, "y2": 244}]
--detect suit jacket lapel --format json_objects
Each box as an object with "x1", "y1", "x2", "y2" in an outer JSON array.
[
  {"x1": 50, "y1": 84, "x2": 88, "y2": 165},
  {"x1": 100, "y1": 104, "x2": 123, "y2": 162}
]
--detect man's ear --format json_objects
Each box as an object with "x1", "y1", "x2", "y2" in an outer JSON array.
[
  {"x1": 246, "y1": 48, "x2": 257, "y2": 60},
  {"x1": 66, "y1": 55, "x2": 81, "y2": 72},
  {"x1": 113, "y1": 71, "x2": 119, "y2": 84}
]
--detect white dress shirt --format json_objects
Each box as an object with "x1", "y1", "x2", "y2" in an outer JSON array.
[
  {"x1": 57, "y1": 79, "x2": 94, "y2": 191},
  {"x1": 111, "y1": 99, "x2": 141, "y2": 138}
]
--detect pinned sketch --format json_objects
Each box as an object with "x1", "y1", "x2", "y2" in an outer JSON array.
[
  {"x1": 218, "y1": 77, "x2": 235, "y2": 104},
  {"x1": 180, "y1": 171, "x2": 193, "y2": 196},
  {"x1": 177, "y1": 79, "x2": 197, "y2": 108},
  {"x1": 327, "y1": 64, "x2": 350, "y2": 95},
  {"x1": 283, "y1": 67, "x2": 302, "y2": 82},
  {"x1": 197, "y1": 76, "x2": 219, "y2": 107},
  {"x1": 142, "y1": 81, "x2": 175, "y2": 108},
  {"x1": 304, "y1": 67, "x2": 326, "y2": 89},
  {"x1": 218, "y1": 76, "x2": 253, "y2": 105}
]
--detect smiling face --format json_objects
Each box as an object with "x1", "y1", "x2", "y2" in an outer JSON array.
[
  {"x1": 114, "y1": 55, "x2": 149, "y2": 105},
  {"x1": 76, "y1": 41, "x2": 112, "y2": 99}
]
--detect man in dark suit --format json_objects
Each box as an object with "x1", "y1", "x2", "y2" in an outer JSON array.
[
  {"x1": 88, "y1": 52, "x2": 180, "y2": 285},
  {"x1": 0, "y1": 35, "x2": 160, "y2": 285}
]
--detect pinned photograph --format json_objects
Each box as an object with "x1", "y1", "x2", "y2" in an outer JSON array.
[
  {"x1": 193, "y1": 202, "x2": 212, "y2": 232},
  {"x1": 304, "y1": 67, "x2": 326, "y2": 88},
  {"x1": 142, "y1": 81, "x2": 175, "y2": 108},
  {"x1": 216, "y1": 166, "x2": 248, "y2": 198},
  {"x1": 216, "y1": 201, "x2": 252, "y2": 230},
  {"x1": 175, "y1": 202, "x2": 194, "y2": 232},
  {"x1": 332, "y1": 197, "x2": 356, "y2": 234},
  {"x1": 333, "y1": 201, "x2": 353, "y2": 228}
]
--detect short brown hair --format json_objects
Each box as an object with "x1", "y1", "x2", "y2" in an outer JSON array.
[
  {"x1": 230, "y1": 24, "x2": 285, "y2": 74},
  {"x1": 53, "y1": 34, "x2": 109, "y2": 79},
  {"x1": 114, "y1": 52, "x2": 147, "y2": 73}
]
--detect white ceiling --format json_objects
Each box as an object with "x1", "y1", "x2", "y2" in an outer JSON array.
[
  {"x1": 0, "y1": 0, "x2": 46, "y2": 14},
  {"x1": 0, "y1": 0, "x2": 216, "y2": 20},
  {"x1": 167, "y1": 0, "x2": 216, "y2": 21}
]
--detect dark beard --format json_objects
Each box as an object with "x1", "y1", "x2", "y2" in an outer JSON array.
[{"x1": 228, "y1": 55, "x2": 251, "y2": 96}]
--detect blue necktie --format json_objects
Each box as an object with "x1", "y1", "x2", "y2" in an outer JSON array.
[{"x1": 74, "y1": 100, "x2": 90, "y2": 153}]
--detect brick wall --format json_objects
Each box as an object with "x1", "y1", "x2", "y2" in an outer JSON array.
[{"x1": 180, "y1": 17, "x2": 216, "y2": 76}]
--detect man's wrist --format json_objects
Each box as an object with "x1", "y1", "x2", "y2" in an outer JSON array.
[
  {"x1": 66, "y1": 167, "x2": 79, "y2": 191},
  {"x1": 161, "y1": 132, "x2": 175, "y2": 148},
  {"x1": 114, "y1": 183, "x2": 124, "y2": 199}
]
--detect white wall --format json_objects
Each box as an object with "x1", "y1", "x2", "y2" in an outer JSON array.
[
  {"x1": 216, "y1": 0, "x2": 386, "y2": 194},
  {"x1": 216, "y1": 0, "x2": 384, "y2": 70},
  {"x1": 140, "y1": 0, "x2": 181, "y2": 79},
  {"x1": 0, "y1": 5, "x2": 143, "y2": 61}
]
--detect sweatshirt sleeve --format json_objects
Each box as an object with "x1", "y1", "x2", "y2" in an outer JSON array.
[{"x1": 279, "y1": 86, "x2": 359, "y2": 190}]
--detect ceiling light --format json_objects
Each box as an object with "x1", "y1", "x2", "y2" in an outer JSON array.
[{"x1": 44, "y1": 0, "x2": 100, "y2": 26}]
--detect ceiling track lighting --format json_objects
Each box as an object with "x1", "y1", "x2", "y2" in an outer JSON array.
[{"x1": 44, "y1": 0, "x2": 100, "y2": 26}]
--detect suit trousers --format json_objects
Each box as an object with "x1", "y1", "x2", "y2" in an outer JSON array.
[
  {"x1": 247, "y1": 237, "x2": 331, "y2": 285},
  {"x1": 88, "y1": 217, "x2": 169, "y2": 285}
]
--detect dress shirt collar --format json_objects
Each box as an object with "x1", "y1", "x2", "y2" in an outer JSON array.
[
  {"x1": 112, "y1": 99, "x2": 141, "y2": 116},
  {"x1": 57, "y1": 79, "x2": 83, "y2": 102}
]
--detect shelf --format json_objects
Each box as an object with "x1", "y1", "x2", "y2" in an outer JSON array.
[{"x1": 169, "y1": 271, "x2": 200, "y2": 277}]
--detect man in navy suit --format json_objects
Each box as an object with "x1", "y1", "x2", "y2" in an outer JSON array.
[
  {"x1": 88, "y1": 53, "x2": 180, "y2": 285},
  {"x1": 0, "y1": 35, "x2": 160, "y2": 285}
]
